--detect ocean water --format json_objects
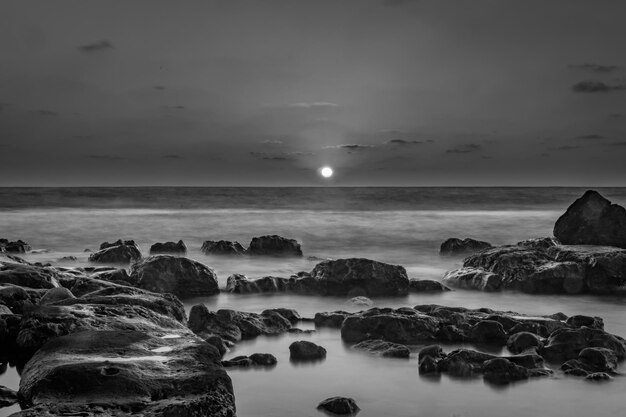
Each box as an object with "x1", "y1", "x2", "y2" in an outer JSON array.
[{"x1": 1, "y1": 187, "x2": 626, "y2": 417}]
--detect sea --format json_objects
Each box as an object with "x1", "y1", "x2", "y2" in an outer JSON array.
[{"x1": 1, "y1": 187, "x2": 626, "y2": 417}]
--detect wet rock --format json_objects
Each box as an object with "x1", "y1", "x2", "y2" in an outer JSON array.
[
  {"x1": 482, "y1": 358, "x2": 529, "y2": 384},
  {"x1": 418, "y1": 355, "x2": 440, "y2": 375},
  {"x1": 566, "y1": 315, "x2": 604, "y2": 330},
  {"x1": 222, "y1": 353, "x2": 277, "y2": 367},
  {"x1": 0, "y1": 285, "x2": 42, "y2": 314},
  {"x1": 517, "y1": 237, "x2": 560, "y2": 250},
  {"x1": 409, "y1": 279, "x2": 451, "y2": 292},
  {"x1": 205, "y1": 335, "x2": 228, "y2": 357},
  {"x1": 540, "y1": 326, "x2": 626, "y2": 362},
  {"x1": 226, "y1": 274, "x2": 289, "y2": 294},
  {"x1": 149, "y1": 240, "x2": 187, "y2": 255},
  {"x1": 246, "y1": 235, "x2": 303, "y2": 257},
  {"x1": 310, "y1": 258, "x2": 409, "y2": 297},
  {"x1": 0, "y1": 385, "x2": 18, "y2": 407},
  {"x1": 469, "y1": 320, "x2": 508, "y2": 344},
  {"x1": 585, "y1": 372, "x2": 612, "y2": 381},
  {"x1": 317, "y1": 397, "x2": 359, "y2": 415},
  {"x1": 418, "y1": 345, "x2": 445, "y2": 361},
  {"x1": 0, "y1": 260, "x2": 59, "y2": 290},
  {"x1": 440, "y1": 238, "x2": 493, "y2": 255},
  {"x1": 438, "y1": 349, "x2": 496, "y2": 377},
  {"x1": 442, "y1": 267, "x2": 502, "y2": 292},
  {"x1": 289, "y1": 340, "x2": 326, "y2": 361},
  {"x1": 341, "y1": 308, "x2": 439, "y2": 344},
  {"x1": 89, "y1": 241, "x2": 142, "y2": 264},
  {"x1": 507, "y1": 332, "x2": 542, "y2": 354},
  {"x1": 554, "y1": 190, "x2": 626, "y2": 248},
  {"x1": 262, "y1": 308, "x2": 301, "y2": 323},
  {"x1": 188, "y1": 304, "x2": 292, "y2": 343},
  {"x1": 0, "y1": 239, "x2": 31, "y2": 253},
  {"x1": 39, "y1": 287, "x2": 75, "y2": 305},
  {"x1": 352, "y1": 339, "x2": 410, "y2": 358},
  {"x1": 201, "y1": 240, "x2": 246, "y2": 256},
  {"x1": 578, "y1": 347, "x2": 618, "y2": 373},
  {"x1": 130, "y1": 255, "x2": 219, "y2": 298},
  {"x1": 314, "y1": 311, "x2": 352, "y2": 328}
]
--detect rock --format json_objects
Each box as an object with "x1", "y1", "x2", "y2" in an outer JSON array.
[
  {"x1": 0, "y1": 385, "x2": 18, "y2": 408},
  {"x1": 0, "y1": 239, "x2": 31, "y2": 253},
  {"x1": 585, "y1": 372, "x2": 612, "y2": 381},
  {"x1": 226, "y1": 274, "x2": 290, "y2": 294},
  {"x1": 418, "y1": 345, "x2": 445, "y2": 361},
  {"x1": 246, "y1": 235, "x2": 303, "y2": 257},
  {"x1": 409, "y1": 279, "x2": 451, "y2": 292},
  {"x1": 314, "y1": 311, "x2": 352, "y2": 328},
  {"x1": 566, "y1": 315, "x2": 604, "y2": 330},
  {"x1": 352, "y1": 339, "x2": 410, "y2": 358},
  {"x1": 507, "y1": 332, "x2": 542, "y2": 354},
  {"x1": 0, "y1": 285, "x2": 42, "y2": 314},
  {"x1": 289, "y1": 340, "x2": 326, "y2": 361},
  {"x1": 130, "y1": 255, "x2": 219, "y2": 298},
  {"x1": 540, "y1": 326, "x2": 626, "y2": 362},
  {"x1": 89, "y1": 241, "x2": 142, "y2": 264},
  {"x1": 440, "y1": 238, "x2": 493, "y2": 255},
  {"x1": 39, "y1": 287, "x2": 75, "y2": 305},
  {"x1": 222, "y1": 353, "x2": 277, "y2": 367},
  {"x1": 149, "y1": 240, "x2": 187, "y2": 255},
  {"x1": 348, "y1": 296, "x2": 373, "y2": 306},
  {"x1": 0, "y1": 261, "x2": 61, "y2": 290},
  {"x1": 201, "y1": 240, "x2": 246, "y2": 256},
  {"x1": 261, "y1": 308, "x2": 301, "y2": 323},
  {"x1": 341, "y1": 308, "x2": 439, "y2": 344},
  {"x1": 205, "y1": 335, "x2": 228, "y2": 357},
  {"x1": 418, "y1": 355, "x2": 440, "y2": 375},
  {"x1": 317, "y1": 397, "x2": 359, "y2": 415},
  {"x1": 517, "y1": 237, "x2": 560, "y2": 250},
  {"x1": 482, "y1": 358, "x2": 529, "y2": 384},
  {"x1": 442, "y1": 267, "x2": 502, "y2": 291},
  {"x1": 310, "y1": 258, "x2": 409, "y2": 297},
  {"x1": 578, "y1": 347, "x2": 618, "y2": 373},
  {"x1": 57, "y1": 256, "x2": 77, "y2": 262},
  {"x1": 554, "y1": 190, "x2": 626, "y2": 248},
  {"x1": 438, "y1": 349, "x2": 496, "y2": 377},
  {"x1": 188, "y1": 305, "x2": 292, "y2": 343},
  {"x1": 469, "y1": 320, "x2": 508, "y2": 344}
]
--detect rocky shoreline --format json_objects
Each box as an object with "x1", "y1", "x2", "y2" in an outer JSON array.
[{"x1": 1, "y1": 190, "x2": 626, "y2": 415}]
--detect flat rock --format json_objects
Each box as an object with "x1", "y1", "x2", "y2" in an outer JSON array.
[{"x1": 440, "y1": 238, "x2": 493, "y2": 255}]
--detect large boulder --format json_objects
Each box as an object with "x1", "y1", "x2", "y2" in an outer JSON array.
[
  {"x1": 0, "y1": 262, "x2": 59, "y2": 290},
  {"x1": 149, "y1": 240, "x2": 187, "y2": 255},
  {"x1": 554, "y1": 190, "x2": 626, "y2": 248},
  {"x1": 89, "y1": 241, "x2": 142, "y2": 264},
  {"x1": 310, "y1": 258, "x2": 409, "y2": 297},
  {"x1": 129, "y1": 255, "x2": 219, "y2": 298},
  {"x1": 201, "y1": 240, "x2": 246, "y2": 256},
  {"x1": 442, "y1": 267, "x2": 502, "y2": 291},
  {"x1": 409, "y1": 279, "x2": 451, "y2": 292},
  {"x1": 39, "y1": 287, "x2": 75, "y2": 305},
  {"x1": 341, "y1": 308, "x2": 439, "y2": 344},
  {"x1": 440, "y1": 238, "x2": 493, "y2": 255},
  {"x1": 0, "y1": 239, "x2": 31, "y2": 253},
  {"x1": 246, "y1": 235, "x2": 303, "y2": 257},
  {"x1": 482, "y1": 357, "x2": 529, "y2": 385},
  {"x1": 226, "y1": 274, "x2": 290, "y2": 294},
  {"x1": 289, "y1": 340, "x2": 326, "y2": 361}
]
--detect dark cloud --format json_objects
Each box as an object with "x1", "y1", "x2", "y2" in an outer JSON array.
[
  {"x1": 576, "y1": 134, "x2": 605, "y2": 140},
  {"x1": 445, "y1": 143, "x2": 483, "y2": 154},
  {"x1": 153, "y1": 86, "x2": 166, "y2": 91},
  {"x1": 262, "y1": 156, "x2": 292, "y2": 161},
  {"x1": 87, "y1": 154, "x2": 128, "y2": 160},
  {"x1": 162, "y1": 154, "x2": 183, "y2": 159},
  {"x1": 30, "y1": 110, "x2": 58, "y2": 117},
  {"x1": 78, "y1": 40, "x2": 114, "y2": 53},
  {"x1": 385, "y1": 139, "x2": 422, "y2": 145},
  {"x1": 324, "y1": 144, "x2": 376, "y2": 151},
  {"x1": 568, "y1": 63, "x2": 622, "y2": 73},
  {"x1": 572, "y1": 80, "x2": 626, "y2": 93}
]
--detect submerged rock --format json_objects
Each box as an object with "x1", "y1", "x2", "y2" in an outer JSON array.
[
  {"x1": 149, "y1": 240, "x2": 187, "y2": 255},
  {"x1": 89, "y1": 241, "x2": 142, "y2": 264},
  {"x1": 440, "y1": 238, "x2": 493, "y2": 255},
  {"x1": 352, "y1": 339, "x2": 410, "y2": 358},
  {"x1": 226, "y1": 274, "x2": 290, "y2": 294},
  {"x1": 130, "y1": 255, "x2": 219, "y2": 298},
  {"x1": 222, "y1": 353, "x2": 277, "y2": 367},
  {"x1": 317, "y1": 397, "x2": 359, "y2": 415},
  {"x1": 507, "y1": 331, "x2": 543, "y2": 354},
  {"x1": 409, "y1": 279, "x2": 451, "y2": 292},
  {"x1": 201, "y1": 240, "x2": 246, "y2": 256},
  {"x1": 246, "y1": 235, "x2": 303, "y2": 257},
  {"x1": 554, "y1": 190, "x2": 626, "y2": 248},
  {"x1": 289, "y1": 340, "x2": 326, "y2": 361},
  {"x1": 482, "y1": 357, "x2": 530, "y2": 385}
]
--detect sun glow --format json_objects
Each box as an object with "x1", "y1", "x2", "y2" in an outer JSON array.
[{"x1": 320, "y1": 166, "x2": 334, "y2": 178}]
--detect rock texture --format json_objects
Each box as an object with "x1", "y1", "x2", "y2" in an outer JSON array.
[
  {"x1": 289, "y1": 340, "x2": 327, "y2": 361},
  {"x1": 89, "y1": 240, "x2": 142, "y2": 264},
  {"x1": 0, "y1": 239, "x2": 31, "y2": 253},
  {"x1": 440, "y1": 238, "x2": 493, "y2": 255},
  {"x1": 352, "y1": 339, "x2": 410, "y2": 358},
  {"x1": 246, "y1": 235, "x2": 303, "y2": 257},
  {"x1": 317, "y1": 397, "x2": 359, "y2": 415},
  {"x1": 554, "y1": 190, "x2": 626, "y2": 248},
  {"x1": 149, "y1": 240, "x2": 187, "y2": 255},
  {"x1": 129, "y1": 255, "x2": 219, "y2": 298},
  {"x1": 409, "y1": 279, "x2": 451, "y2": 292},
  {"x1": 201, "y1": 240, "x2": 246, "y2": 256}
]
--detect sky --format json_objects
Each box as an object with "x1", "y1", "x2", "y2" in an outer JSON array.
[{"x1": 0, "y1": 0, "x2": 625, "y2": 186}]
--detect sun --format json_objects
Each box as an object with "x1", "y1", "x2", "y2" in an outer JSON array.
[{"x1": 320, "y1": 166, "x2": 334, "y2": 178}]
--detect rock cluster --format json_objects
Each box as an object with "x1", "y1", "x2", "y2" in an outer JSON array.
[{"x1": 202, "y1": 235, "x2": 302, "y2": 257}]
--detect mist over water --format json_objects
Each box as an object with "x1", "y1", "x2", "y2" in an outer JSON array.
[{"x1": 2, "y1": 187, "x2": 626, "y2": 417}]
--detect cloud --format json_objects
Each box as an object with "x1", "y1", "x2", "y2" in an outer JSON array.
[
  {"x1": 385, "y1": 139, "x2": 422, "y2": 145},
  {"x1": 287, "y1": 102, "x2": 339, "y2": 109},
  {"x1": 262, "y1": 156, "x2": 292, "y2": 161},
  {"x1": 78, "y1": 40, "x2": 114, "y2": 53},
  {"x1": 445, "y1": 143, "x2": 483, "y2": 154},
  {"x1": 262, "y1": 139, "x2": 284, "y2": 145},
  {"x1": 576, "y1": 134, "x2": 605, "y2": 140},
  {"x1": 87, "y1": 154, "x2": 128, "y2": 160},
  {"x1": 324, "y1": 144, "x2": 375, "y2": 151},
  {"x1": 572, "y1": 80, "x2": 626, "y2": 93},
  {"x1": 552, "y1": 145, "x2": 581, "y2": 151},
  {"x1": 162, "y1": 154, "x2": 183, "y2": 159},
  {"x1": 251, "y1": 151, "x2": 312, "y2": 161},
  {"x1": 30, "y1": 110, "x2": 58, "y2": 116},
  {"x1": 568, "y1": 63, "x2": 622, "y2": 73}
]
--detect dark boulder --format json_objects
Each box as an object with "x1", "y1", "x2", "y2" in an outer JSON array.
[
  {"x1": 310, "y1": 258, "x2": 409, "y2": 297},
  {"x1": 226, "y1": 274, "x2": 290, "y2": 294},
  {"x1": 540, "y1": 326, "x2": 626, "y2": 362},
  {"x1": 566, "y1": 315, "x2": 604, "y2": 330},
  {"x1": 317, "y1": 397, "x2": 359, "y2": 415},
  {"x1": 314, "y1": 311, "x2": 352, "y2": 328},
  {"x1": 205, "y1": 335, "x2": 229, "y2": 357},
  {"x1": 0, "y1": 239, "x2": 31, "y2": 253},
  {"x1": 554, "y1": 190, "x2": 626, "y2": 248},
  {"x1": 516, "y1": 237, "x2": 560, "y2": 250},
  {"x1": 440, "y1": 238, "x2": 493, "y2": 255},
  {"x1": 409, "y1": 279, "x2": 451, "y2": 292},
  {"x1": 262, "y1": 308, "x2": 301, "y2": 323},
  {"x1": 149, "y1": 240, "x2": 187, "y2": 255},
  {"x1": 246, "y1": 235, "x2": 303, "y2": 257},
  {"x1": 418, "y1": 355, "x2": 440, "y2": 375},
  {"x1": 222, "y1": 353, "x2": 277, "y2": 367},
  {"x1": 482, "y1": 358, "x2": 529, "y2": 385},
  {"x1": 129, "y1": 255, "x2": 219, "y2": 298},
  {"x1": 289, "y1": 340, "x2": 326, "y2": 361},
  {"x1": 469, "y1": 320, "x2": 508, "y2": 344},
  {"x1": 438, "y1": 349, "x2": 497, "y2": 377},
  {"x1": 201, "y1": 240, "x2": 246, "y2": 256},
  {"x1": 442, "y1": 267, "x2": 502, "y2": 292},
  {"x1": 0, "y1": 385, "x2": 18, "y2": 408},
  {"x1": 507, "y1": 332, "x2": 542, "y2": 354},
  {"x1": 352, "y1": 339, "x2": 410, "y2": 358},
  {"x1": 39, "y1": 287, "x2": 75, "y2": 305},
  {"x1": 341, "y1": 308, "x2": 439, "y2": 344},
  {"x1": 0, "y1": 262, "x2": 59, "y2": 290},
  {"x1": 418, "y1": 345, "x2": 445, "y2": 361},
  {"x1": 89, "y1": 241, "x2": 142, "y2": 264}
]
